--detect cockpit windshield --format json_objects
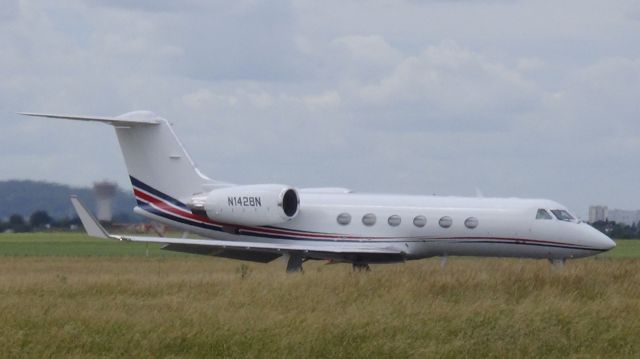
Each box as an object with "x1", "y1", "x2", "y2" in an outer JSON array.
[
  {"x1": 536, "y1": 209, "x2": 553, "y2": 220},
  {"x1": 551, "y1": 209, "x2": 575, "y2": 221}
]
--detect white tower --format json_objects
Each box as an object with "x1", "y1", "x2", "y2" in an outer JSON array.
[
  {"x1": 588, "y1": 205, "x2": 608, "y2": 223},
  {"x1": 93, "y1": 181, "x2": 117, "y2": 223}
]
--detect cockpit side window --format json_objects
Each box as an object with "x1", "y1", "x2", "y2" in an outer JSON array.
[
  {"x1": 551, "y1": 209, "x2": 575, "y2": 221},
  {"x1": 536, "y1": 209, "x2": 553, "y2": 220}
]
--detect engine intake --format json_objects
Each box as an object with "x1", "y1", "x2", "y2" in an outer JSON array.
[{"x1": 189, "y1": 184, "x2": 300, "y2": 227}]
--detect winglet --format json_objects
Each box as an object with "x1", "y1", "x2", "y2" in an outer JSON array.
[{"x1": 70, "y1": 195, "x2": 110, "y2": 239}]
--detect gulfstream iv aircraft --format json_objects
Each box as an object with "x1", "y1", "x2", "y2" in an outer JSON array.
[{"x1": 22, "y1": 111, "x2": 615, "y2": 271}]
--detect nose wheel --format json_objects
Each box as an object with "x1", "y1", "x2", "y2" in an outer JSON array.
[{"x1": 548, "y1": 258, "x2": 566, "y2": 269}]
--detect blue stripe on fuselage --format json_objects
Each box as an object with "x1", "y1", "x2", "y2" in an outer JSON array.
[{"x1": 130, "y1": 176, "x2": 190, "y2": 211}]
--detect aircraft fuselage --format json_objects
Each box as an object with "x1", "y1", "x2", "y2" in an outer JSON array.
[{"x1": 133, "y1": 187, "x2": 614, "y2": 262}]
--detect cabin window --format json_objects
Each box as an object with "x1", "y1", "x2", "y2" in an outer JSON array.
[
  {"x1": 337, "y1": 213, "x2": 351, "y2": 225},
  {"x1": 413, "y1": 215, "x2": 427, "y2": 227},
  {"x1": 439, "y1": 216, "x2": 452, "y2": 228},
  {"x1": 388, "y1": 215, "x2": 401, "y2": 227},
  {"x1": 362, "y1": 213, "x2": 377, "y2": 226},
  {"x1": 464, "y1": 217, "x2": 478, "y2": 229},
  {"x1": 551, "y1": 209, "x2": 575, "y2": 222},
  {"x1": 536, "y1": 209, "x2": 552, "y2": 220}
]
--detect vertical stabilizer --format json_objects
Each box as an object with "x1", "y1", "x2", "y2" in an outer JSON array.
[
  {"x1": 113, "y1": 111, "x2": 213, "y2": 202},
  {"x1": 20, "y1": 111, "x2": 224, "y2": 203}
]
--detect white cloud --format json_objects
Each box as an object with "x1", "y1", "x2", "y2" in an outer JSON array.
[
  {"x1": 516, "y1": 57, "x2": 545, "y2": 72},
  {"x1": 348, "y1": 42, "x2": 537, "y2": 132},
  {"x1": 358, "y1": 42, "x2": 531, "y2": 105},
  {"x1": 332, "y1": 35, "x2": 402, "y2": 67},
  {"x1": 0, "y1": 0, "x2": 19, "y2": 21},
  {"x1": 568, "y1": 57, "x2": 640, "y2": 117},
  {"x1": 182, "y1": 89, "x2": 239, "y2": 109},
  {"x1": 2, "y1": 0, "x2": 640, "y2": 215},
  {"x1": 300, "y1": 91, "x2": 341, "y2": 110}
]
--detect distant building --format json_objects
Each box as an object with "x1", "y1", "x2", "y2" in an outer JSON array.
[
  {"x1": 607, "y1": 209, "x2": 640, "y2": 226},
  {"x1": 93, "y1": 181, "x2": 117, "y2": 222},
  {"x1": 588, "y1": 205, "x2": 608, "y2": 223},
  {"x1": 590, "y1": 204, "x2": 640, "y2": 226}
]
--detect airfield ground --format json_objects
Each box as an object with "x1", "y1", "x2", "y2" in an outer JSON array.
[{"x1": 0, "y1": 233, "x2": 639, "y2": 358}]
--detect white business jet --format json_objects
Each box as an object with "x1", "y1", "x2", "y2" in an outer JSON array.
[{"x1": 21, "y1": 111, "x2": 615, "y2": 271}]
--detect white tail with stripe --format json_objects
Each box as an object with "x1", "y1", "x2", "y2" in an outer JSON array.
[{"x1": 20, "y1": 111, "x2": 225, "y2": 203}]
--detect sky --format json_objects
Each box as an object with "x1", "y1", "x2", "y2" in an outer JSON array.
[{"x1": 1, "y1": 0, "x2": 639, "y2": 217}]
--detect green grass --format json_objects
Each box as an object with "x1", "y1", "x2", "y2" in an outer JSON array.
[
  {"x1": 0, "y1": 233, "x2": 639, "y2": 357},
  {"x1": 0, "y1": 257, "x2": 638, "y2": 358},
  {"x1": 0, "y1": 232, "x2": 187, "y2": 257},
  {"x1": 598, "y1": 239, "x2": 640, "y2": 258}
]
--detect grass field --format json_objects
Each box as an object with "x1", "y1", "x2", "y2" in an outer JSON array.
[
  {"x1": 0, "y1": 233, "x2": 639, "y2": 358},
  {"x1": 0, "y1": 232, "x2": 186, "y2": 257},
  {"x1": 598, "y1": 238, "x2": 640, "y2": 258}
]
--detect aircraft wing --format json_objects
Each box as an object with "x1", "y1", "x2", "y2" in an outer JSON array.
[
  {"x1": 110, "y1": 235, "x2": 402, "y2": 258},
  {"x1": 70, "y1": 196, "x2": 405, "y2": 263}
]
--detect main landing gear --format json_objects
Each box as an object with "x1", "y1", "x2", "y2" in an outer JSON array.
[
  {"x1": 285, "y1": 255, "x2": 372, "y2": 273},
  {"x1": 286, "y1": 254, "x2": 305, "y2": 273},
  {"x1": 352, "y1": 263, "x2": 371, "y2": 272}
]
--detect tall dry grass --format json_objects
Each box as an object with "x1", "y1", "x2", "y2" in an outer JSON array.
[{"x1": 0, "y1": 257, "x2": 638, "y2": 358}]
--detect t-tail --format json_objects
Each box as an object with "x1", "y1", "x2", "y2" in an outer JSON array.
[{"x1": 19, "y1": 111, "x2": 225, "y2": 204}]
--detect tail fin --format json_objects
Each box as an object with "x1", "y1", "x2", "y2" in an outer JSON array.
[{"x1": 20, "y1": 111, "x2": 223, "y2": 202}]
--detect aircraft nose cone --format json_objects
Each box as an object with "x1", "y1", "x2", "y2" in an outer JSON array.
[
  {"x1": 592, "y1": 227, "x2": 616, "y2": 251},
  {"x1": 601, "y1": 236, "x2": 616, "y2": 251}
]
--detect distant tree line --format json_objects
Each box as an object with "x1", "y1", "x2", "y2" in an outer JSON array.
[
  {"x1": 591, "y1": 220, "x2": 640, "y2": 239},
  {"x1": 0, "y1": 210, "x2": 85, "y2": 233},
  {"x1": 0, "y1": 210, "x2": 80, "y2": 233},
  {"x1": 0, "y1": 180, "x2": 136, "y2": 219},
  {"x1": 0, "y1": 180, "x2": 140, "y2": 233},
  {"x1": 0, "y1": 210, "x2": 138, "y2": 233}
]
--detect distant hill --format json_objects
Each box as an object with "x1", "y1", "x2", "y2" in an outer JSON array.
[{"x1": 0, "y1": 180, "x2": 136, "y2": 220}]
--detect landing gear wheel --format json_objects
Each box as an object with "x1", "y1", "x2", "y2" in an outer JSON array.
[
  {"x1": 548, "y1": 258, "x2": 566, "y2": 270},
  {"x1": 352, "y1": 263, "x2": 371, "y2": 272},
  {"x1": 286, "y1": 255, "x2": 304, "y2": 273}
]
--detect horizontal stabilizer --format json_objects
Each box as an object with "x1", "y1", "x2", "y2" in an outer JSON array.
[
  {"x1": 19, "y1": 111, "x2": 160, "y2": 126},
  {"x1": 300, "y1": 187, "x2": 353, "y2": 194}
]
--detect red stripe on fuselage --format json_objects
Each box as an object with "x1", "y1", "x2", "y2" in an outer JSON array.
[
  {"x1": 134, "y1": 189, "x2": 221, "y2": 226},
  {"x1": 133, "y1": 188, "x2": 362, "y2": 240}
]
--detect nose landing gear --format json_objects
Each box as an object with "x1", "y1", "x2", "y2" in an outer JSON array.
[{"x1": 548, "y1": 258, "x2": 566, "y2": 269}]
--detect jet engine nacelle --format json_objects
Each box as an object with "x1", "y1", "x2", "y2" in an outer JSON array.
[{"x1": 189, "y1": 184, "x2": 300, "y2": 226}]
